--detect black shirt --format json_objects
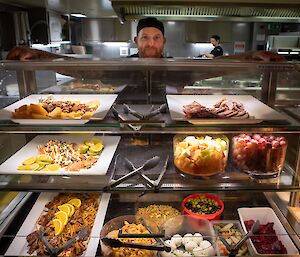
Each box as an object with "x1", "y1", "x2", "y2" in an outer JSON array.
[
  {"x1": 210, "y1": 46, "x2": 223, "y2": 57},
  {"x1": 128, "y1": 53, "x2": 166, "y2": 58},
  {"x1": 128, "y1": 53, "x2": 140, "y2": 57}
]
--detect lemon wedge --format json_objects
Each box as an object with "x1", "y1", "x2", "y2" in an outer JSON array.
[
  {"x1": 36, "y1": 163, "x2": 46, "y2": 171},
  {"x1": 30, "y1": 163, "x2": 40, "y2": 171},
  {"x1": 87, "y1": 150, "x2": 98, "y2": 156},
  {"x1": 37, "y1": 155, "x2": 53, "y2": 163},
  {"x1": 18, "y1": 165, "x2": 30, "y2": 170},
  {"x1": 45, "y1": 164, "x2": 60, "y2": 171},
  {"x1": 53, "y1": 219, "x2": 64, "y2": 236},
  {"x1": 22, "y1": 156, "x2": 36, "y2": 165},
  {"x1": 79, "y1": 144, "x2": 89, "y2": 154},
  {"x1": 84, "y1": 140, "x2": 94, "y2": 146},
  {"x1": 84, "y1": 139, "x2": 101, "y2": 146},
  {"x1": 68, "y1": 198, "x2": 82, "y2": 208},
  {"x1": 91, "y1": 139, "x2": 101, "y2": 145},
  {"x1": 90, "y1": 143, "x2": 103, "y2": 152},
  {"x1": 54, "y1": 211, "x2": 68, "y2": 226}
]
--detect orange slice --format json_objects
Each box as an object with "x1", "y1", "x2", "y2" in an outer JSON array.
[
  {"x1": 57, "y1": 204, "x2": 71, "y2": 217},
  {"x1": 63, "y1": 203, "x2": 75, "y2": 216},
  {"x1": 54, "y1": 211, "x2": 68, "y2": 226},
  {"x1": 53, "y1": 219, "x2": 64, "y2": 236},
  {"x1": 68, "y1": 198, "x2": 82, "y2": 208}
]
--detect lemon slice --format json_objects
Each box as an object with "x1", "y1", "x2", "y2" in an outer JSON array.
[
  {"x1": 54, "y1": 211, "x2": 68, "y2": 226},
  {"x1": 91, "y1": 139, "x2": 101, "y2": 145},
  {"x1": 30, "y1": 163, "x2": 40, "y2": 171},
  {"x1": 84, "y1": 139, "x2": 101, "y2": 146},
  {"x1": 87, "y1": 150, "x2": 98, "y2": 156},
  {"x1": 53, "y1": 219, "x2": 64, "y2": 236},
  {"x1": 79, "y1": 144, "x2": 89, "y2": 154},
  {"x1": 58, "y1": 204, "x2": 71, "y2": 216},
  {"x1": 90, "y1": 143, "x2": 103, "y2": 152},
  {"x1": 37, "y1": 155, "x2": 53, "y2": 163},
  {"x1": 63, "y1": 203, "x2": 75, "y2": 216},
  {"x1": 45, "y1": 164, "x2": 60, "y2": 171},
  {"x1": 36, "y1": 163, "x2": 46, "y2": 171},
  {"x1": 18, "y1": 165, "x2": 30, "y2": 170},
  {"x1": 68, "y1": 198, "x2": 82, "y2": 208},
  {"x1": 84, "y1": 140, "x2": 94, "y2": 146},
  {"x1": 22, "y1": 156, "x2": 36, "y2": 165}
]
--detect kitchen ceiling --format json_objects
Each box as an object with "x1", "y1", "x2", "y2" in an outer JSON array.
[
  {"x1": 0, "y1": 0, "x2": 117, "y2": 18},
  {"x1": 111, "y1": 0, "x2": 300, "y2": 22},
  {"x1": 1, "y1": 0, "x2": 300, "y2": 22}
]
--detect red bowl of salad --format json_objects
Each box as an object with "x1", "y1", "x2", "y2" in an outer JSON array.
[{"x1": 182, "y1": 193, "x2": 224, "y2": 220}]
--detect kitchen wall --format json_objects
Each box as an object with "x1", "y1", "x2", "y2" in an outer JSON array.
[
  {"x1": 0, "y1": 3, "x2": 20, "y2": 54},
  {"x1": 75, "y1": 19, "x2": 255, "y2": 58}
]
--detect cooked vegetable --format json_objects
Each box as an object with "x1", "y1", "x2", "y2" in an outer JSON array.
[{"x1": 214, "y1": 222, "x2": 249, "y2": 256}]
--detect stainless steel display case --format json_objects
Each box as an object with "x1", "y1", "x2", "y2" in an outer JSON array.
[{"x1": 0, "y1": 58, "x2": 299, "y2": 256}]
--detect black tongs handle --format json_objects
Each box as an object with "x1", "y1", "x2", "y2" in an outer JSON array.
[
  {"x1": 118, "y1": 230, "x2": 165, "y2": 238},
  {"x1": 38, "y1": 230, "x2": 56, "y2": 257},
  {"x1": 38, "y1": 227, "x2": 89, "y2": 257},
  {"x1": 102, "y1": 237, "x2": 171, "y2": 252}
]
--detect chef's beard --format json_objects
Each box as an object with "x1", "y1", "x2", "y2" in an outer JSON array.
[{"x1": 140, "y1": 47, "x2": 162, "y2": 58}]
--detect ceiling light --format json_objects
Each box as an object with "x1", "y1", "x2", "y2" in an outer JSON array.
[
  {"x1": 102, "y1": 42, "x2": 129, "y2": 46},
  {"x1": 71, "y1": 14, "x2": 87, "y2": 18}
]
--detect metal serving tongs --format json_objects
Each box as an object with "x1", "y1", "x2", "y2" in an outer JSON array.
[
  {"x1": 38, "y1": 227, "x2": 89, "y2": 257},
  {"x1": 219, "y1": 220, "x2": 260, "y2": 257},
  {"x1": 123, "y1": 103, "x2": 168, "y2": 120},
  {"x1": 104, "y1": 156, "x2": 160, "y2": 190},
  {"x1": 112, "y1": 106, "x2": 142, "y2": 131},
  {"x1": 124, "y1": 155, "x2": 169, "y2": 190},
  {"x1": 102, "y1": 217, "x2": 171, "y2": 253}
]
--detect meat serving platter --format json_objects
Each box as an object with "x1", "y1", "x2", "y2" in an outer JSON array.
[
  {"x1": 5, "y1": 192, "x2": 110, "y2": 257},
  {"x1": 0, "y1": 94, "x2": 118, "y2": 125},
  {"x1": 0, "y1": 135, "x2": 120, "y2": 175},
  {"x1": 166, "y1": 95, "x2": 288, "y2": 125}
]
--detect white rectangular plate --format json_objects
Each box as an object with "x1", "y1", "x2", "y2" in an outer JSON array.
[
  {"x1": 5, "y1": 192, "x2": 111, "y2": 257},
  {"x1": 0, "y1": 94, "x2": 118, "y2": 125},
  {"x1": 166, "y1": 95, "x2": 287, "y2": 124},
  {"x1": 0, "y1": 135, "x2": 120, "y2": 175},
  {"x1": 238, "y1": 207, "x2": 298, "y2": 255}
]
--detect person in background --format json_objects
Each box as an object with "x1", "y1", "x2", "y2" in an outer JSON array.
[
  {"x1": 7, "y1": 17, "x2": 284, "y2": 62},
  {"x1": 203, "y1": 35, "x2": 223, "y2": 58}
]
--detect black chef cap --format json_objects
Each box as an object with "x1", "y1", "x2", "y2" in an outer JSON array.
[{"x1": 137, "y1": 17, "x2": 164, "y2": 35}]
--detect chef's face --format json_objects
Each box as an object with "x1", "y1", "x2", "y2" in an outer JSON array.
[
  {"x1": 134, "y1": 27, "x2": 166, "y2": 58},
  {"x1": 210, "y1": 38, "x2": 219, "y2": 47}
]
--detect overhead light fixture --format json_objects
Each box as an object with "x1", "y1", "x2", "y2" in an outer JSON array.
[
  {"x1": 71, "y1": 14, "x2": 87, "y2": 18},
  {"x1": 102, "y1": 42, "x2": 129, "y2": 46}
]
